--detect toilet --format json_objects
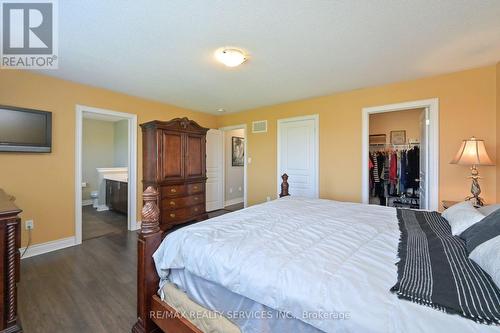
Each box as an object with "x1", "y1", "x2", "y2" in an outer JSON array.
[{"x1": 90, "y1": 191, "x2": 99, "y2": 209}]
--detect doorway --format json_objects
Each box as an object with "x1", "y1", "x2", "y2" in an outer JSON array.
[
  {"x1": 75, "y1": 105, "x2": 137, "y2": 245},
  {"x1": 361, "y1": 99, "x2": 439, "y2": 211},
  {"x1": 277, "y1": 115, "x2": 319, "y2": 198},
  {"x1": 206, "y1": 125, "x2": 247, "y2": 212}
]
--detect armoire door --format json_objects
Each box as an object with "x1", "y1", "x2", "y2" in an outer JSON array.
[
  {"x1": 160, "y1": 130, "x2": 185, "y2": 181},
  {"x1": 185, "y1": 133, "x2": 206, "y2": 179}
]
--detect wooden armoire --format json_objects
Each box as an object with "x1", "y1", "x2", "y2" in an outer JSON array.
[{"x1": 141, "y1": 117, "x2": 209, "y2": 230}]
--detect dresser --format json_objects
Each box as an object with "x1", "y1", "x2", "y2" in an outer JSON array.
[
  {"x1": 0, "y1": 189, "x2": 22, "y2": 333},
  {"x1": 141, "y1": 117, "x2": 209, "y2": 230}
]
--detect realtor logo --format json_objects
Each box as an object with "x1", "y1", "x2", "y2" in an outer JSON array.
[{"x1": 1, "y1": 0, "x2": 58, "y2": 69}]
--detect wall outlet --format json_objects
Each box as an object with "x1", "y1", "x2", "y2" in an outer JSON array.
[
  {"x1": 229, "y1": 188, "x2": 233, "y2": 193},
  {"x1": 25, "y1": 220, "x2": 34, "y2": 230},
  {"x1": 266, "y1": 196, "x2": 271, "y2": 202},
  {"x1": 81, "y1": 182, "x2": 87, "y2": 188},
  {"x1": 247, "y1": 157, "x2": 252, "y2": 164},
  {"x1": 238, "y1": 186, "x2": 242, "y2": 192}
]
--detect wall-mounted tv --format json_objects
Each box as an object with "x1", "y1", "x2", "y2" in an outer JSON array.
[{"x1": 0, "y1": 105, "x2": 52, "y2": 153}]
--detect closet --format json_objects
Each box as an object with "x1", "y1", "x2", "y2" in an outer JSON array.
[
  {"x1": 368, "y1": 108, "x2": 424, "y2": 209},
  {"x1": 141, "y1": 117, "x2": 209, "y2": 230}
]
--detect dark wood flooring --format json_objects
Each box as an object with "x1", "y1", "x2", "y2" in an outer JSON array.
[
  {"x1": 82, "y1": 205, "x2": 128, "y2": 241},
  {"x1": 18, "y1": 205, "x2": 243, "y2": 333}
]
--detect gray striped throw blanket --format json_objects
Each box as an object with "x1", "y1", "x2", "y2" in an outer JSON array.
[{"x1": 391, "y1": 209, "x2": 500, "y2": 325}]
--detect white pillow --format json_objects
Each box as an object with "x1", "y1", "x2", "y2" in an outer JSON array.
[
  {"x1": 469, "y1": 235, "x2": 500, "y2": 288},
  {"x1": 478, "y1": 204, "x2": 500, "y2": 216},
  {"x1": 441, "y1": 201, "x2": 485, "y2": 236}
]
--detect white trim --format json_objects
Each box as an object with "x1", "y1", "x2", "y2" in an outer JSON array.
[
  {"x1": 361, "y1": 98, "x2": 439, "y2": 211},
  {"x1": 82, "y1": 199, "x2": 93, "y2": 206},
  {"x1": 20, "y1": 236, "x2": 77, "y2": 259},
  {"x1": 224, "y1": 197, "x2": 244, "y2": 207},
  {"x1": 277, "y1": 114, "x2": 320, "y2": 198},
  {"x1": 75, "y1": 105, "x2": 138, "y2": 244},
  {"x1": 219, "y1": 124, "x2": 248, "y2": 208}
]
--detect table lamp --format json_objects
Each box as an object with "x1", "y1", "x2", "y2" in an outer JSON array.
[{"x1": 450, "y1": 137, "x2": 494, "y2": 206}]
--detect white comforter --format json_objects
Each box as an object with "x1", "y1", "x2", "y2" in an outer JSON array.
[{"x1": 153, "y1": 197, "x2": 498, "y2": 333}]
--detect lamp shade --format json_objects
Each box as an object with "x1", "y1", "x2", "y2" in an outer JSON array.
[{"x1": 450, "y1": 137, "x2": 494, "y2": 166}]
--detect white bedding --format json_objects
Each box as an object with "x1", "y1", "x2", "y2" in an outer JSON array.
[{"x1": 153, "y1": 197, "x2": 498, "y2": 333}]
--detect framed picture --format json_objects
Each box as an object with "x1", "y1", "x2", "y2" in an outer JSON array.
[
  {"x1": 232, "y1": 137, "x2": 245, "y2": 166},
  {"x1": 369, "y1": 134, "x2": 386, "y2": 145},
  {"x1": 390, "y1": 130, "x2": 406, "y2": 145}
]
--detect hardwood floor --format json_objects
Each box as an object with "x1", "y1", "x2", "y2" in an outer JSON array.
[
  {"x1": 82, "y1": 205, "x2": 127, "y2": 241},
  {"x1": 18, "y1": 205, "x2": 243, "y2": 332}
]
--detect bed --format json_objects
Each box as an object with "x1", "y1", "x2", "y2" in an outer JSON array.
[{"x1": 132, "y1": 176, "x2": 499, "y2": 333}]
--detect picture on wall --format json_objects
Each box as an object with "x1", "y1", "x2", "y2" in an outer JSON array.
[
  {"x1": 232, "y1": 136, "x2": 245, "y2": 166},
  {"x1": 390, "y1": 130, "x2": 406, "y2": 145}
]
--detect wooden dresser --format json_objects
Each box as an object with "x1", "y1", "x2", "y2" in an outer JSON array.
[
  {"x1": 141, "y1": 117, "x2": 209, "y2": 230},
  {"x1": 0, "y1": 189, "x2": 22, "y2": 333}
]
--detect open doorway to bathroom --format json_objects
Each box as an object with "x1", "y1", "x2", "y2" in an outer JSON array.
[
  {"x1": 81, "y1": 113, "x2": 129, "y2": 240},
  {"x1": 75, "y1": 105, "x2": 137, "y2": 245}
]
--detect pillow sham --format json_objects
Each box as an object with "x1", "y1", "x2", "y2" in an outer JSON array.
[
  {"x1": 469, "y1": 236, "x2": 500, "y2": 289},
  {"x1": 460, "y1": 207, "x2": 500, "y2": 252},
  {"x1": 478, "y1": 203, "x2": 500, "y2": 216},
  {"x1": 441, "y1": 201, "x2": 484, "y2": 236},
  {"x1": 461, "y1": 209, "x2": 500, "y2": 288}
]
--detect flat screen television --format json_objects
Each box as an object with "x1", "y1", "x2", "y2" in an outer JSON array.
[{"x1": 0, "y1": 105, "x2": 52, "y2": 152}]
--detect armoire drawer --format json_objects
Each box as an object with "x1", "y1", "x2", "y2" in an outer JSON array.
[
  {"x1": 161, "y1": 194, "x2": 204, "y2": 210},
  {"x1": 163, "y1": 204, "x2": 205, "y2": 223},
  {"x1": 187, "y1": 183, "x2": 204, "y2": 194},
  {"x1": 162, "y1": 184, "x2": 186, "y2": 197}
]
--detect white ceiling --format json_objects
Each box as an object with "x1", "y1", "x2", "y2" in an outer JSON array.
[{"x1": 43, "y1": 0, "x2": 500, "y2": 114}]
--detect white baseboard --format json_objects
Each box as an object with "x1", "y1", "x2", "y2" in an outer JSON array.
[
  {"x1": 20, "y1": 236, "x2": 77, "y2": 259},
  {"x1": 82, "y1": 199, "x2": 93, "y2": 206},
  {"x1": 225, "y1": 197, "x2": 244, "y2": 207},
  {"x1": 131, "y1": 221, "x2": 141, "y2": 231},
  {"x1": 96, "y1": 205, "x2": 109, "y2": 212}
]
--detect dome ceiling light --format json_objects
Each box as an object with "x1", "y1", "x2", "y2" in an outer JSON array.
[{"x1": 215, "y1": 48, "x2": 247, "y2": 67}]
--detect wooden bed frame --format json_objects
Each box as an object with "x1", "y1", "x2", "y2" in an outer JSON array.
[{"x1": 132, "y1": 174, "x2": 290, "y2": 333}]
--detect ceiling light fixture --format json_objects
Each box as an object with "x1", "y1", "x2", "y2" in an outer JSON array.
[
  {"x1": 215, "y1": 48, "x2": 247, "y2": 67},
  {"x1": 217, "y1": 108, "x2": 226, "y2": 113}
]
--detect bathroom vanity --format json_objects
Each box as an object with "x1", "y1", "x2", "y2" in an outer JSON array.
[{"x1": 105, "y1": 179, "x2": 128, "y2": 214}]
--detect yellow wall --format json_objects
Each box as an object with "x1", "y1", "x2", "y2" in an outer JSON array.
[
  {"x1": 217, "y1": 65, "x2": 498, "y2": 207},
  {"x1": 369, "y1": 108, "x2": 424, "y2": 144},
  {"x1": 1, "y1": 64, "x2": 498, "y2": 247},
  {"x1": 0, "y1": 70, "x2": 216, "y2": 246},
  {"x1": 497, "y1": 62, "x2": 500, "y2": 201}
]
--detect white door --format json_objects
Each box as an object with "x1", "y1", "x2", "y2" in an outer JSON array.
[
  {"x1": 206, "y1": 129, "x2": 224, "y2": 211},
  {"x1": 277, "y1": 116, "x2": 318, "y2": 198},
  {"x1": 419, "y1": 108, "x2": 429, "y2": 209}
]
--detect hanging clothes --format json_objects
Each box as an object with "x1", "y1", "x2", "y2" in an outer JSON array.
[
  {"x1": 369, "y1": 145, "x2": 420, "y2": 207},
  {"x1": 406, "y1": 146, "x2": 420, "y2": 191}
]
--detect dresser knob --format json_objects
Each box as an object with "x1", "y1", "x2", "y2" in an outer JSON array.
[
  {"x1": 170, "y1": 188, "x2": 176, "y2": 193},
  {"x1": 193, "y1": 186, "x2": 198, "y2": 190},
  {"x1": 194, "y1": 207, "x2": 199, "y2": 212},
  {"x1": 170, "y1": 213, "x2": 176, "y2": 218},
  {"x1": 169, "y1": 201, "x2": 175, "y2": 206}
]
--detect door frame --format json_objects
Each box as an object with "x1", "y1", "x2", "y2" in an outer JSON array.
[
  {"x1": 219, "y1": 124, "x2": 248, "y2": 208},
  {"x1": 361, "y1": 98, "x2": 439, "y2": 211},
  {"x1": 277, "y1": 114, "x2": 320, "y2": 198},
  {"x1": 75, "y1": 105, "x2": 138, "y2": 245}
]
